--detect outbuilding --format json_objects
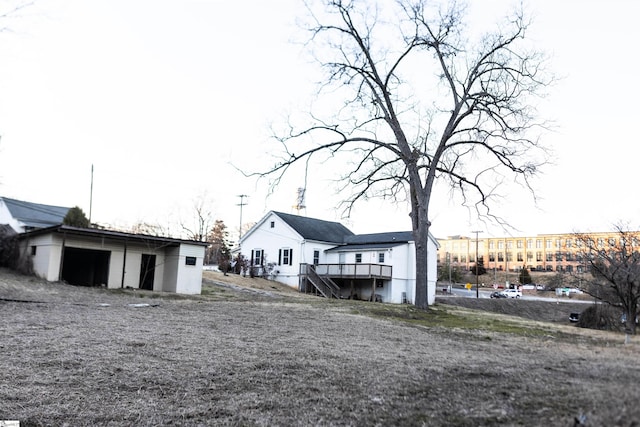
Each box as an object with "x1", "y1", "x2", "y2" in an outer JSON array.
[{"x1": 18, "y1": 225, "x2": 207, "y2": 294}]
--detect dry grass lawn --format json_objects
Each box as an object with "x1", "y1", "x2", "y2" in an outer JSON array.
[{"x1": 1, "y1": 268, "x2": 639, "y2": 426}]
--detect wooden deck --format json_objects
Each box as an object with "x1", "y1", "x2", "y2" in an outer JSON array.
[{"x1": 300, "y1": 263, "x2": 392, "y2": 280}]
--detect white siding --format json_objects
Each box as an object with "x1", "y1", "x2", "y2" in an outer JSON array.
[{"x1": 0, "y1": 199, "x2": 24, "y2": 233}]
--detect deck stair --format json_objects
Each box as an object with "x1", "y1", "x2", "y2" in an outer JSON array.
[{"x1": 304, "y1": 265, "x2": 340, "y2": 299}]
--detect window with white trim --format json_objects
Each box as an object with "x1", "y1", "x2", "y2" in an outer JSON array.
[
  {"x1": 252, "y1": 249, "x2": 263, "y2": 266},
  {"x1": 279, "y1": 248, "x2": 293, "y2": 266}
]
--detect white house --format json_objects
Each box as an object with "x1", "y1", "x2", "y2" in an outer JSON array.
[
  {"x1": 239, "y1": 211, "x2": 439, "y2": 305},
  {"x1": 17, "y1": 225, "x2": 208, "y2": 294},
  {"x1": 0, "y1": 196, "x2": 70, "y2": 233}
]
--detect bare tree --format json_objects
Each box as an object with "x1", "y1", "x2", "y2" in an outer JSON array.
[
  {"x1": 574, "y1": 227, "x2": 640, "y2": 339},
  {"x1": 252, "y1": 0, "x2": 552, "y2": 308},
  {"x1": 0, "y1": 0, "x2": 34, "y2": 32},
  {"x1": 180, "y1": 195, "x2": 215, "y2": 242}
]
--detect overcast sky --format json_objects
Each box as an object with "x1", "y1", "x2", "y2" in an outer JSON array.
[{"x1": 1, "y1": 0, "x2": 638, "y2": 241}]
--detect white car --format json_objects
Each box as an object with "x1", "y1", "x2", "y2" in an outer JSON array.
[{"x1": 500, "y1": 289, "x2": 522, "y2": 298}]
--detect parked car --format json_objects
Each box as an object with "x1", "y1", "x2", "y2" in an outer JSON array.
[
  {"x1": 490, "y1": 291, "x2": 507, "y2": 299},
  {"x1": 500, "y1": 289, "x2": 522, "y2": 298},
  {"x1": 569, "y1": 312, "x2": 580, "y2": 323}
]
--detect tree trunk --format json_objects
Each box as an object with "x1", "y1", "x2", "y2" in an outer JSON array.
[{"x1": 414, "y1": 224, "x2": 430, "y2": 310}]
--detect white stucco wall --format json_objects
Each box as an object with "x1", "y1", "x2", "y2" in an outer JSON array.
[
  {"x1": 174, "y1": 244, "x2": 205, "y2": 294},
  {"x1": 21, "y1": 233, "x2": 60, "y2": 281},
  {"x1": 22, "y1": 231, "x2": 203, "y2": 294}
]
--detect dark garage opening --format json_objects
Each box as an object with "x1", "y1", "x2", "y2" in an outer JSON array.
[
  {"x1": 61, "y1": 247, "x2": 111, "y2": 287},
  {"x1": 139, "y1": 254, "x2": 156, "y2": 290}
]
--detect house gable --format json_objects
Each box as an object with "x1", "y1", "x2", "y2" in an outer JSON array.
[{"x1": 0, "y1": 196, "x2": 70, "y2": 232}]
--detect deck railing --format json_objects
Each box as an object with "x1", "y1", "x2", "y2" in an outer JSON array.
[{"x1": 300, "y1": 263, "x2": 392, "y2": 279}]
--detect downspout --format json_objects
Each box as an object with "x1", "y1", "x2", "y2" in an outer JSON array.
[{"x1": 121, "y1": 239, "x2": 127, "y2": 288}]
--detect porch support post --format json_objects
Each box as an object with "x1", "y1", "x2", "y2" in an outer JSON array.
[
  {"x1": 371, "y1": 278, "x2": 376, "y2": 302},
  {"x1": 350, "y1": 280, "x2": 354, "y2": 299}
]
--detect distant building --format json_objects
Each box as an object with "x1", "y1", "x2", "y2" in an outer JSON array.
[
  {"x1": 438, "y1": 232, "x2": 635, "y2": 276},
  {"x1": 0, "y1": 196, "x2": 70, "y2": 233}
]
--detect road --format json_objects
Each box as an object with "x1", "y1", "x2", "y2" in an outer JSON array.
[{"x1": 445, "y1": 286, "x2": 594, "y2": 304}]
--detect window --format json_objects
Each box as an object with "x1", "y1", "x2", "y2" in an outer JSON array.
[
  {"x1": 498, "y1": 241, "x2": 504, "y2": 250},
  {"x1": 536, "y1": 240, "x2": 542, "y2": 249},
  {"x1": 506, "y1": 252, "x2": 513, "y2": 262},
  {"x1": 185, "y1": 256, "x2": 197, "y2": 266},
  {"x1": 507, "y1": 241, "x2": 513, "y2": 249},
  {"x1": 546, "y1": 253, "x2": 553, "y2": 262},
  {"x1": 355, "y1": 253, "x2": 362, "y2": 263},
  {"x1": 489, "y1": 252, "x2": 495, "y2": 262},
  {"x1": 565, "y1": 239, "x2": 572, "y2": 248},
  {"x1": 545, "y1": 239, "x2": 551, "y2": 249},
  {"x1": 313, "y1": 250, "x2": 320, "y2": 265},
  {"x1": 279, "y1": 248, "x2": 293, "y2": 266},
  {"x1": 555, "y1": 252, "x2": 563, "y2": 262},
  {"x1": 517, "y1": 240, "x2": 523, "y2": 249},
  {"x1": 252, "y1": 249, "x2": 263, "y2": 266},
  {"x1": 517, "y1": 252, "x2": 523, "y2": 262},
  {"x1": 31, "y1": 245, "x2": 37, "y2": 256},
  {"x1": 489, "y1": 241, "x2": 495, "y2": 250},
  {"x1": 536, "y1": 252, "x2": 542, "y2": 262},
  {"x1": 270, "y1": 221, "x2": 275, "y2": 228},
  {"x1": 497, "y1": 252, "x2": 504, "y2": 262},
  {"x1": 527, "y1": 239, "x2": 533, "y2": 249},
  {"x1": 527, "y1": 252, "x2": 533, "y2": 262},
  {"x1": 378, "y1": 252, "x2": 385, "y2": 263}
]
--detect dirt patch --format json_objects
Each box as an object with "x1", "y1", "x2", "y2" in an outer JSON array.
[{"x1": 1, "y1": 268, "x2": 639, "y2": 426}]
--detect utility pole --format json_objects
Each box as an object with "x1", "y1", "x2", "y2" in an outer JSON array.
[
  {"x1": 472, "y1": 230, "x2": 483, "y2": 298},
  {"x1": 237, "y1": 195, "x2": 248, "y2": 241},
  {"x1": 89, "y1": 164, "x2": 94, "y2": 225}
]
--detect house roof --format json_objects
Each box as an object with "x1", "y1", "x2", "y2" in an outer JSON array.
[
  {"x1": 1, "y1": 197, "x2": 70, "y2": 229},
  {"x1": 326, "y1": 231, "x2": 413, "y2": 252},
  {"x1": 272, "y1": 211, "x2": 355, "y2": 243},
  {"x1": 19, "y1": 224, "x2": 210, "y2": 247},
  {"x1": 344, "y1": 231, "x2": 414, "y2": 245}
]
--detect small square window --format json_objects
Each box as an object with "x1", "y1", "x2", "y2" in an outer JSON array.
[
  {"x1": 355, "y1": 253, "x2": 362, "y2": 263},
  {"x1": 185, "y1": 256, "x2": 197, "y2": 266}
]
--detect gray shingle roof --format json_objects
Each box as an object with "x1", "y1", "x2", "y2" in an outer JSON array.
[
  {"x1": 273, "y1": 211, "x2": 354, "y2": 243},
  {"x1": 326, "y1": 231, "x2": 414, "y2": 252},
  {"x1": 2, "y1": 197, "x2": 70, "y2": 229},
  {"x1": 344, "y1": 231, "x2": 413, "y2": 245}
]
